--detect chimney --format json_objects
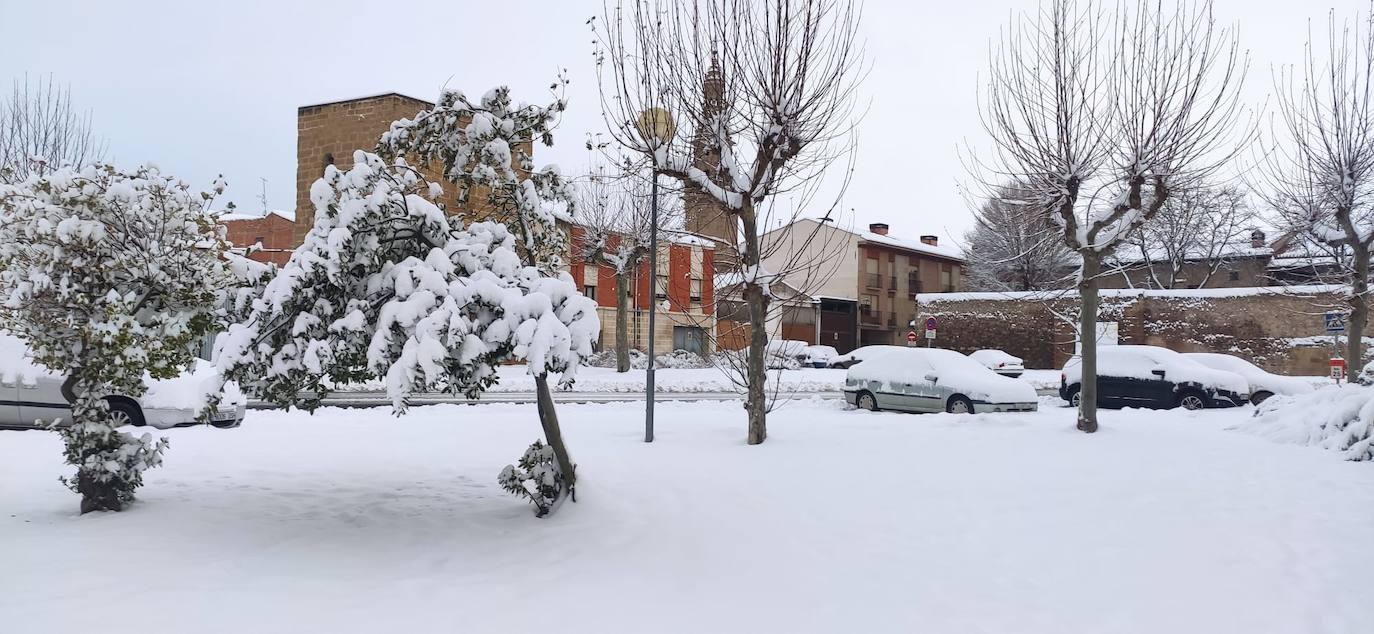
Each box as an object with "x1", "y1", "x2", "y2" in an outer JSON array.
[
  {"x1": 920, "y1": 235, "x2": 939, "y2": 247},
  {"x1": 868, "y1": 222, "x2": 889, "y2": 236},
  {"x1": 1250, "y1": 229, "x2": 1266, "y2": 249}
]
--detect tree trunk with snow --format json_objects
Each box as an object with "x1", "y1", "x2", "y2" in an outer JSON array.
[
  {"x1": 615, "y1": 270, "x2": 633, "y2": 373},
  {"x1": 1077, "y1": 254, "x2": 1101, "y2": 434},
  {"x1": 534, "y1": 373, "x2": 577, "y2": 491},
  {"x1": 1348, "y1": 242, "x2": 1370, "y2": 370}
]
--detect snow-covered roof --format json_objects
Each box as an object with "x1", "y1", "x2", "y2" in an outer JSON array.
[
  {"x1": 916, "y1": 284, "x2": 1345, "y2": 304},
  {"x1": 856, "y1": 229, "x2": 964, "y2": 262},
  {"x1": 1108, "y1": 242, "x2": 1273, "y2": 265},
  {"x1": 216, "y1": 209, "x2": 296, "y2": 223}
]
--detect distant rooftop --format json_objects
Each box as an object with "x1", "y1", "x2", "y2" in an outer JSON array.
[{"x1": 298, "y1": 92, "x2": 433, "y2": 112}]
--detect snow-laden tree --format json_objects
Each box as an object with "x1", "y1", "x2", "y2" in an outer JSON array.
[
  {"x1": 0, "y1": 76, "x2": 106, "y2": 184},
  {"x1": 978, "y1": 0, "x2": 1248, "y2": 432},
  {"x1": 574, "y1": 156, "x2": 682, "y2": 372},
  {"x1": 1115, "y1": 185, "x2": 1256, "y2": 289},
  {"x1": 964, "y1": 183, "x2": 1076, "y2": 291},
  {"x1": 0, "y1": 164, "x2": 232, "y2": 513},
  {"x1": 1260, "y1": 8, "x2": 1374, "y2": 369},
  {"x1": 214, "y1": 151, "x2": 597, "y2": 514},
  {"x1": 377, "y1": 82, "x2": 591, "y2": 482},
  {"x1": 593, "y1": 0, "x2": 864, "y2": 445}
]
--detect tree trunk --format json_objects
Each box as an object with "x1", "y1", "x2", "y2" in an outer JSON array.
[
  {"x1": 745, "y1": 282, "x2": 769, "y2": 444},
  {"x1": 615, "y1": 270, "x2": 632, "y2": 373},
  {"x1": 61, "y1": 374, "x2": 125, "y2": 513},
  {"x1": 1348, "y1": 245, "x2": 1370, "y2": 370},
  {"x1": 534, "y1": 373, "x2": 577, "y2": 492},
  {"x1": 1077, "y1": 253, "x2": 1100, "y2": 434}
]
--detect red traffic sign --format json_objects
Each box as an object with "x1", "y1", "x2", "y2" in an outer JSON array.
[
  {"x1": 906, "y1": 330, "x2": 918, "y2": 342},
  {"x1": 924, "y1": 317, "x2": 938, "y2": 331}
]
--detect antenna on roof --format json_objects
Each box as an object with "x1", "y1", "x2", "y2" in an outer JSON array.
[{"x1": 258, "y1": 177, "x2": 268, "y2": 215}]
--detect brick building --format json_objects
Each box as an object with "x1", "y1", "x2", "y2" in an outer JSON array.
[
  {"x1": 757, "y1": 219, "x2": 966, "y2": 353},
  {"x1": 219, "y1": 210, "x2": 296, "y2": 266}
]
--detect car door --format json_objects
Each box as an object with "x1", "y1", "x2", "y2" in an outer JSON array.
[
  {"x1": 19, "y1": 371, "x2": 72, "y2": 428},
  {"x1": 1093, "y1": 352, "x2": 1131, "y2": 408}
]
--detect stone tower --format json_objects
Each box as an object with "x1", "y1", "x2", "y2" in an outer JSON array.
[{"x1": 682, "y1": 56, "x2": 739, "y2": 271}]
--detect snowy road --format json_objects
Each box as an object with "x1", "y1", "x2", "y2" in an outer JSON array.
[
  {"x1": 249, "y1": 390, "x2": 845, "y2": 408},
  {"x1": 4, "y1": 398, "x2": 1372, "y2": 633}
]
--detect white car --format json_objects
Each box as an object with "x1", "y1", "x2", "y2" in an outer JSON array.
[
  {"x1": 832, "y1": 344, "x2": 905, "y2": 369},
  {"x1": 844, "y1": 347, "x2": 1039, "y2": 414},
  {"x1": 763, "y1": 339, "x2": 809, "y2": 370},
  {"x1": 968, "y1": 349, "x2": 1025, "y2": 378},
  {"x1": 0, "y1": 333, "x2": 246, "y2": 430},
  {"x1": 1183, "y1": 352, "x2": 1315, "y2": 405},
  {"x1": 802, "y1": 345, "x2": 839, "y2": 368}
]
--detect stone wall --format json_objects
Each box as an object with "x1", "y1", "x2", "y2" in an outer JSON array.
[{"x1": 916, "y1": 286, "x2": 1355, "y2": 374}]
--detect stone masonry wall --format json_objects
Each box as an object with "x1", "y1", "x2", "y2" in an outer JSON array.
[{"x1": 916, "y1": 286, "x2": 1356, "y2": 375}]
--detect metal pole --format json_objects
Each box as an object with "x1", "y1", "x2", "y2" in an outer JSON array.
[{"x1": 645, "y1": 171, "x2": 658, "y2": 443}]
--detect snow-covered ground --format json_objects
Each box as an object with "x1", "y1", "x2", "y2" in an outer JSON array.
[{"x1": 4, "y1": 399, "x2": 1373, "y2": 633}]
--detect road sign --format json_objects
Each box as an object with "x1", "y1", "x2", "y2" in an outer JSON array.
[
  {"x1": 924, "y1": 329, "x2": 936, "y2": 339},
  {"x1": 924, "y1": 317, "x2": 938, "y2": 332},
  {"x1": 1325, "y1": 311, "x2": 1347, "y2": 333},
  {"x1": 906, "y1": 330, "x2": 918, "y2": 343}
]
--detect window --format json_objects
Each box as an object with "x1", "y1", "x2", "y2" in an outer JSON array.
[
  {"x1": 865, "y1": 257, "x2": 880, "y2": 288},
  {"x1": 583, "y1": 285, "x2": 597, "y2": 301},
  {"x1": 908, "y1": 270, "x2": 923, "y2": 297},
  {"x1": 860, "y1": 295, "x2": 875, "y2": 315},
  {"x1": 690, "y1": 278, "x2": 702, "y2": 301},
  {"x1": 940, "y1": 264, "x2": 953, "y2": 292},
  {"x1": 254, "y1": 236, "x2": 265, "y2": 245},
  {"x1": 655, "y1": 274, "x2": 668, "y2": 299}
]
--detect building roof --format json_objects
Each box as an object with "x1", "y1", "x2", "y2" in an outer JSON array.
[
  {"x1": 298, "y1": 92, "x2": 433, "y2": 111},
  {"x1": 216, "y1": 209, "x2": 297, "y2": 223},
  {"x1": 763, "y1": 218, "x2": 964, "y2": 262}
]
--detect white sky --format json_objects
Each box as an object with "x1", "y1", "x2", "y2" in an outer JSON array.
[{"x1": 1, "y1": 0, "x2": 1366, "y2": 248}]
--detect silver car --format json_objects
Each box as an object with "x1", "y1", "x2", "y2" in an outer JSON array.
[
  {"x1": 843, "y1": 347, "x2": 1039, "y2": 414},
  {"x1": 1, "y1": 335, "x2": 245, "y2": 430}
]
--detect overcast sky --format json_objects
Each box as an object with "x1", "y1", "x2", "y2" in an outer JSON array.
[{"x1": 2, "y1": 0, "x2": 1367, "y2": 247}]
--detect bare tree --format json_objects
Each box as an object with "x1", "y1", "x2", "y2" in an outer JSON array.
[
  {"x1": 593, "y1": 0, "x2": 864, "y2": 444},
  {"x1": 1260, "y1": 7, "x2": 1374, "y2": 369},
  {"x1": 0, "y1": 75, "x2": 106, "y2": 182},
  {"x1": 977, "y1": 0, "x2": 1248, "y2": 432},
  {"x1": 575, "y1": 155, "x2": 682, "y2": 372},
  {"x1": 964, "y1": 182, "x2": 1077, "y2": 291},
  {"x1": 1114, "y1": 185, "x2": 1257, "y2": 289}
]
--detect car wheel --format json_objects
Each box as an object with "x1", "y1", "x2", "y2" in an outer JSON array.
[
  {"x1": 856, "y1": 391, "x2": 879, "y2": 411},
  {"x1": 105, "y1": 399, "x2": 145, "y2": 428},
  {"x1": 1250, "y1": 390, "x2": 1274, "y2": 406},
  {"x1": 1177, "y1": 390, "x2": 1208, "y2": 411},
  {"x1": 1066, "y1": 386, "x2": 1081, "y2": 408},
  {"x1": 946, "y1": 395, "x2": 975, "y2": 414}
]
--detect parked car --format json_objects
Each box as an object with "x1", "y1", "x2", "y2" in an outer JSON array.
[
  {"x1": 802, "y1": 345, "x2": 839, "y2": 368},
  {"x1": 845, "y1": 347, "x2": 1039, "y2": 414},
  {"x1": 763, "y1": 339, "x2": 809, "y2": 369},
  {"x1": 1182, "y1": 352, "x2": 1315, "y2": 405},
  {"x1": 967, "y1": 349, "x2": 1025, "y2": 378},
  {"x1": 0, "y1": 333, "x2": 246, "y2": 430},
  {"x1": 1059, "y1": 345, "x2": 1249, "y2": 410},
  {"x1": 831, "y1": 345, "x2": 904, "y2": 369}
]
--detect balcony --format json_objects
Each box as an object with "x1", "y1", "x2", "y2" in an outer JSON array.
[
  {"x1": 865, "y1": 273, "x2": 882, "y2": 289},
  {"x1": 859, "y1": 309, "x2": 891, "y2": 327}
]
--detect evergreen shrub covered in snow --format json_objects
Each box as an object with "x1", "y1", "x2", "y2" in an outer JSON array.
[
  {"x1": 1237, "y1": 384, "x2": 1374, "y2": 461},
  {"x1": 497, "y1": 439, "x2": 565, "y2": 517},
  {"x1": 215, "y1": 152, "x2": 598, "y2": 413},
  {"x1": 0, "y1": 164, "x2": 234, "y2": 512}
]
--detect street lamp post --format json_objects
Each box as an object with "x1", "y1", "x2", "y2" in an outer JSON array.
[{"x1": 636, "y1": 108, "x2": 676, "y2": 443}]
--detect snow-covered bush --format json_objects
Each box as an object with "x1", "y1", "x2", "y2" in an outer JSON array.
[
  {"x1": 1234, "y1": 384, "x2": 1374, "y2": 461},
  {"x1": 0, "y1": 164, "x2": 233, "y2": 512},
  {"x1": 655, "y1": 349, "x2": 714, "y2": 369},
  {"x1": 216, "y1": 151, "x2": 598, "y2": 413},
  {"x1": 497, "y1": 439, "x2": 565, "y2": 517}
]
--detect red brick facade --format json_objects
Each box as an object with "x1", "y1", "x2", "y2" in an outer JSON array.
[{"x1": 220, "y1": 212, "x2": 296, "y2": 266}]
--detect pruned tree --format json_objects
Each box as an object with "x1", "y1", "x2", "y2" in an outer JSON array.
[
  {"x1": 593, "y1": 0, "x2": 864, "y2": 445},
  {"x1": 1260, "y1": 7, "x2": 1374, "y2": 369},
  {"x1": 977, "y1": 0, "x2": 1248, "y2": 432},
  {"x1": 214, "y1": 152, "x2": 598, "y2": 516},
  {"x1": 0, "y1": 75, "x2": 106, "y2": 183},
  {"x1": 377, "y1": 81, "x2": 591, "y2": 500},
  {"x1": 1114, "y1": 185, "x2": 1257, "y2": 289},
  {"x1": 964, "y1": 182, "x2": 1077, "y2": 291},
  {"x1": 0, "y1": 164, "x2": 233, "y2": 513},
  {"x1": 574, "y1": 155, "x2": 682, "y2": 372}
]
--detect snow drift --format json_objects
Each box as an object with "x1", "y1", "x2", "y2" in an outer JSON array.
[{"x1": 1234, "y1": 384, "x2": 1374, "y2": 461}]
